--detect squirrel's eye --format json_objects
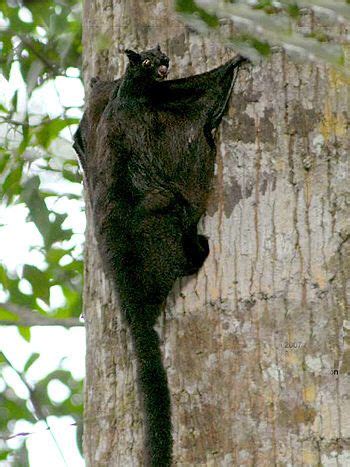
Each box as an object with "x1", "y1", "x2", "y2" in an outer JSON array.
[{"x1": 142, "y1": 59, "x2": 152, "y2": 67}]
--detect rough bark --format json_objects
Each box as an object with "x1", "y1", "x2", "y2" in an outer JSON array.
[{"x1": 82, "y1": 2, "x2": 350, "y2": 465}]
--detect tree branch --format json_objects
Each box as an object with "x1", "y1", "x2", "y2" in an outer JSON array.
[
  {"x1": 0, "y1": 302, "x2": 84, "y2": 327},
  {"x1": 17, "y1": 33, "x2": 59, "y2": 73}
]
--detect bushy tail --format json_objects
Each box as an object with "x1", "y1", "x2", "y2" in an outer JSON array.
[{"x1": 126, "y1": 304, "x2": 172, "y2": 467}]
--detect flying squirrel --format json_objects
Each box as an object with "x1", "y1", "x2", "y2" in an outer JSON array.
[{"x1": 73, "y1": 45, "x2": 247, "y2": 466}]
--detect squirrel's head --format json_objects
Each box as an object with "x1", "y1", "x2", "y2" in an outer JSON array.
[{"x1": 125, "y1": 45, "x2": 169, "y2": 82}]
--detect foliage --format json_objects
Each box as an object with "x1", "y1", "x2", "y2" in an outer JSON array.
[
  {"x1": 175, "y1": 0, "x2": 350, "y2": 74},
  {"x1": 0, "y1": 0, "x2": 84, "y2": 463}
]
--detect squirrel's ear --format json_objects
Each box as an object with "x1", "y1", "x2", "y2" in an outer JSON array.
[
  {"x1": 156, "y1": 43, "x2": 161, "y2": 52},
  {"x1": 125, "y1": 49, "x2": 141, "y2": 65}
]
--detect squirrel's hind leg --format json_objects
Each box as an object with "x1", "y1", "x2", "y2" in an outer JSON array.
[{"x1": 182, "y1": 227, "x2": 209, "y2": 276}]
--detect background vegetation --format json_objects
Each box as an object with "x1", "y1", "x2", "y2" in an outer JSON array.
[{"x1": 0, "y1": 0, "x2": 84, "y2": 464}]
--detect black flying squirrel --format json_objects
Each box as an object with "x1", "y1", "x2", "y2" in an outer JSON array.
[{"x1": 73, "y1": 45, "x2": 247, "y2": 466}]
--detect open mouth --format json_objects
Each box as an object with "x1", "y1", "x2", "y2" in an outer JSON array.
[{"x1": 157, "y1": 65, "x2": 168, "y2": 79}]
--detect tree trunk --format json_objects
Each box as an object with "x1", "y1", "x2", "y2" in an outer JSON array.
[{"x1": 82, "y1": 1, "x2": 350, "y2": 465}]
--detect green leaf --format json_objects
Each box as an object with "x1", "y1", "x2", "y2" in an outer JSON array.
[
  {"x1": 62, "y1": 168, "x2": 80, "y2": 183},
  {"x1": 0, "y1": 450, "x2": 12, "y2": 461},
  {"x1": 23, "y1": 265, "x2": 50, "y2": 304},
  {"x1": 0, "y1": 264, "x2": 10, "y2": 288},
  {"x1": 175, "y1": 0, "x2": 219, "y2": 28},
  {"x1": 21, "y1": 176, "x2": 51, "y2": 242},
  {"x1": 23, "y1": 353, "x2": 40, "y2": 373},
  {"x1": 0, "y1": 307, "x2": 18, "y2": 321},
  {"x1": 21, "y1": 177, "x2": 75, "y2": 249},
  {"x1": 34, "y1": 117, "x2": 79, "y2": 149},
  {"x1": 287, "y1": 3, "x2": 301, "y2": 19},
  {"x1": 0, "y1": 396, "x2": 34, "y2": 425},
  {"x1": 47, "y1": 213, "x2": 73, "y2": 248},
  {"x1": 47, "y1": 247, "x2": 73, "y2": 264},
  {"x1": 18, "y1": 326, "x2": 31, "y2": 342},
  {"x1": 17, "y1": 121, "x2": 31, "y2": 156},
  {"x1": 50, "y1": 284, "x2": 82, "y2": 319},
  {"x1": 0, "y1": 352, "x2": 7, "y2": 364},
  {"x1": 11, "y1": 90, "x2": 18, "y2": 112},
  {"x1": 0, "y1": 152, "x2": 10, "y2": 174},
  {"x1": 250, "y1": 37, "x2": 271, "y2": 56},
  {"x1": 2, "y1": 164, "x2": 23, "y2": 202}
]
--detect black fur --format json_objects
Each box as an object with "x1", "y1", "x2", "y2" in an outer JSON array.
[{"x1": 74, "y1": 46, "x2": 247, "y2": 466}]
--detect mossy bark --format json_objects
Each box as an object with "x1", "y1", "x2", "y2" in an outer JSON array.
[{"x1": 82, "y1": 1, "x2": 350, "y2": 465}]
